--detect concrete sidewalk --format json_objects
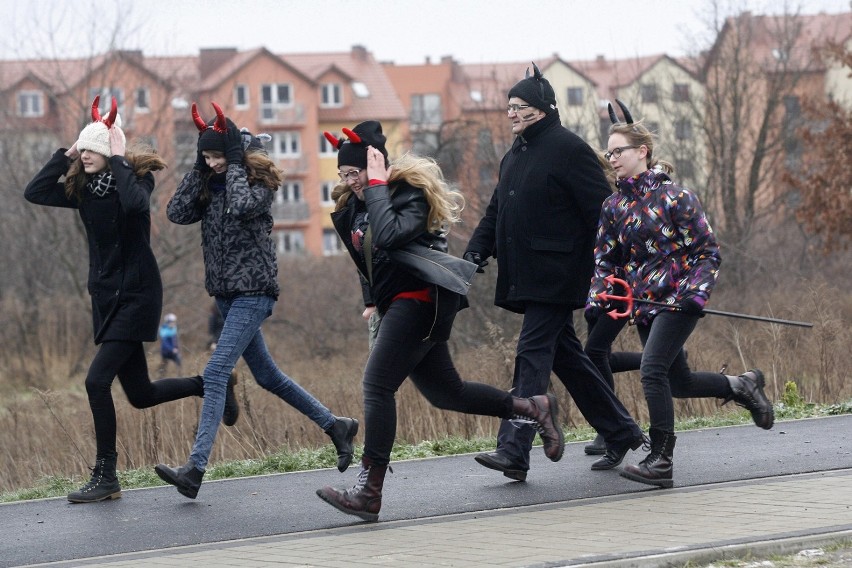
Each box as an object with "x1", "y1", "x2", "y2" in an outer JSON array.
[{"x1": 30, "y1": 469, "x2": 852, "y2": 568}]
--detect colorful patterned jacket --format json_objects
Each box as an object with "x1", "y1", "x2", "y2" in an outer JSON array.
[{"x1": 586, "y1": 169, "x2": 720, "y2": 325}]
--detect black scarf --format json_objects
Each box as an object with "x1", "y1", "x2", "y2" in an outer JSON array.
[{"x1": 87, "y1": 171, "x2": 116, "y2": 197}]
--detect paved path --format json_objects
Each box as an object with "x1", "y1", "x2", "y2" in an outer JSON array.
[{"x1": 7, "y1": 416, "x2": 852, "y2": 567}]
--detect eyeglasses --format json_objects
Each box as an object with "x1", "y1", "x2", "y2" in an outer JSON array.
[
  {"x1": 506, "y1": 103, "x2": 531, "y2": 113},
  {"x1": 604, "y1": 145, "x2": 639, "y2": 160},
  {"x1": 337, "y1": 168, "x2": 363, "y2": 181}
]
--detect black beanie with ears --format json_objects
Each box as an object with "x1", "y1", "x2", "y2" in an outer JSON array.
[{"x1": 507, "y1": 62, "x2": 558, "y2": 114}]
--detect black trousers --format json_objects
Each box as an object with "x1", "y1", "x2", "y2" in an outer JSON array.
[
  {"x1": 85, "y1": 340, "x2": 202, "y2": 457},
  {"x1": 635, "y1": 311, "x2": 731, "y2": 432},
  {"x1": 584, "y1": 314, "x2": 642, "y2": 390},
  {"x1": 363, "y1": 296, "x2": 513, "y2": 467},
  {"x1": 496, "y1": 303, "x2": 642, "y2": 469}
]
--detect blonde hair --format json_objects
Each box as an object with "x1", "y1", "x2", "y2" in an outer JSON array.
[
  {"x1": 64, "y1": 142, "x2": 167, "y2": 200},
  {"x1": 607, "y1": 120, "x2": 674, "y2": 176},
  {"x1": 333, "y1": 153, "x2": 464, "y2": 235}
]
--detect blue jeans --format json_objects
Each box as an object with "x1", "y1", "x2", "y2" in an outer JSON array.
[{"x1": 189, "y1": 295, "x2": 336, "y2": 470}]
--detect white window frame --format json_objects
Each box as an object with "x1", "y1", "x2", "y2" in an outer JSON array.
[
  {"x1": 566, "y1": 87, "x2": 584, "y2": 106},
  {"x1": 320, "y1": 181, "x2": 336, "y2": 206},
  {"x1": 235, "y1": 84, "x2": 249, "y2": 109},
  {"x1": 271, "y1": 131, "x2": 301, "y2": 158},
  {"x1": 276, "y1": 181, "x2": 303, "y2": 204},
  {"x1": 89, "y1": 87, "x2": 125, "y2": 115},
  {"x1": 411, "y1": 93, "x2": 442, "y2": 126},
  {"x1": 320, "y1": 83, "x2": 342, "y2": 108},
  {"x1": 17, "y1": 90, "x2": 44, "y2": 117},
  {"x1": 261, "y1": 83, "x2": 293, "y2": 120},
  {"x1": 277, "y1": 230, "x2": 305, "y2": 255},
  {"x1": 135, "y1": 87, "x2": 150, "y2": 113},
  {"x1": 319, "y1": 133, "x2": 337, "y2": 156},
  {"x1": 322, "y1": 228, "x2": 345, "y2": 256}
]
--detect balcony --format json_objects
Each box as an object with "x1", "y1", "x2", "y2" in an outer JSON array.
[
  {"x1": 271, "y1": 201, "x2": 310, "y2": 222},
  {"x1": 259, "y1": 103, "x2": 306, "y2": 126}
]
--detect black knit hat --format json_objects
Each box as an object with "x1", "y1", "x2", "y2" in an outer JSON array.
[
  {"x1": 198, "y1": 117, "x2": 237, "y2": 153},
  {"x1": 507, "y1": 62, "x2": 557, "y2": 114},
  {"x1": 325, "y1": 121, "x2": 388, "y2": 169}
]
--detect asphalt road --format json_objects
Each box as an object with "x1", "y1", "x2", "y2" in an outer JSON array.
[{"x1": 2, "y1": 414, "x2": 850, "y2": 567}]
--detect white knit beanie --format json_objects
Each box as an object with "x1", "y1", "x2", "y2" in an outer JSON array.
[{"x1": 76, "y1": 114, "x2": 125, "y2": 157}]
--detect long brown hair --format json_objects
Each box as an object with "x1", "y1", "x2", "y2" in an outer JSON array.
[
  {"x1": 196, "y1": 150, "x2": 283, "y2": 209},
  {"x1": 63, "y1": 142, "x2": 167, "y2": 200}
]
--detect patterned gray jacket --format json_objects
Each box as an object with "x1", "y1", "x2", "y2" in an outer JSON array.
[{"x1": 167, "y1": 165, "x2": 279, "y2": 300}]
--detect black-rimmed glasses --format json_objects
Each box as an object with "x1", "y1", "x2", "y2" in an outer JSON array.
[{"x1": 604, "y1": 145, "x2": 638, "y2": 160}]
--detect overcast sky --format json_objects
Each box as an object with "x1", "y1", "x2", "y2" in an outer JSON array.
[{"x1": 2, "y1": 0, "x2": 849, "y2": 64}]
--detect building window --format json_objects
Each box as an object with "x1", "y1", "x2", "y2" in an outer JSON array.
[
  {"x1": 412, "y1": 131, "x2": 439, "y2": 156},
  {"x1": 135, "y1": 87, "x2": 150, "y2": 113},
  {"x1": 674, "y1": 118, "x2": 693, "y2": 140},
  {"x1": 276, "y1": 181, "x2": 303, "y2": 203},
  {"x1": 17, "y1": 91, "x2": 43, "y2": 117},
  {"x1": 277, "y1": 230, "x2": 305, "y2": 255},
  {"x1": 89, "y1": 88, "x2": 124, "y2": 114},
  {"x1": 261, "y1": 83, "x2": 292, "y2": 120},
  {"x1": 351, "y1": 82, "x2": 369, "y2": 98},
  {"x1": 319, "y1": 133, "x2": 336, "y2": 155},
  {"x1": 640, "y1": 84, "x2": 658, "y2": 104},
  {"x1": 672, "y1": 83, "x2": 690, "y2": 103},
  {"x1": 674, "y1": 159, "x2": 695, "y2": 180},
  {"x1": 235, "y1": 84, "x2": 249, "y2": 108},
  {"x1": 566, "y1": 87, "x2": 583, "y2": 106},
  {"x1": 321, "y1": 181, "x2": 336, "y2": 206},
  {"x1": 323, "y1": 228, "x2": 345, "y2": 256},
  {"x1": 271, "y1": 131, "x2": 301, "y2": 158},
  {"x1": 411, "y1": 94, "x2": 441, "y2": 127},
  {"x1": 321, "y1": 83, "x2": 342, "y2": 107}
]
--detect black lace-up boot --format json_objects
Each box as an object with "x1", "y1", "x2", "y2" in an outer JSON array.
[
  {"x1": 67, "y1": 452, "x2": 121, "y2": 503},
  {"x1": 590, "y1": 433, "x2": 648, "y2": 470},
  {"x1": 325, "y1": 417, "x2": 359, "y2": 472},
  {"x1": 316, "y1": 457, "x2": 388, "y2": 522},
  {"x1": 154, "y1": 461, "x2": 205, "y2": 499},
  {"x1": 722, "y1": 369, "x2": 774, "y2": 429},
  {"x1": 511, "y1": 394, "x2": 564, "y2": 462},
  {"x1": 620, "y1": 428, "x2": 676, "y2": 488}
]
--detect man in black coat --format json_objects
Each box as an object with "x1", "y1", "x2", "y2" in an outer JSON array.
[{"x1": 464, "y1": 64, "x2": 644, "y2": 481}]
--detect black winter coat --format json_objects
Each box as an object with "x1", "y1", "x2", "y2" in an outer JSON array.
[
  {"x1": 465, "y1": 113, "x2": 611, "y2": 313},
  {"x1": 24, "y1": 150, "x2": 163, "y2": 343}
]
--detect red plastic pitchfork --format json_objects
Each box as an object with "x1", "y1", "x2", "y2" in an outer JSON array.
[{"x1": 597, "y1": 275, "x2": 813, "y2": 328}]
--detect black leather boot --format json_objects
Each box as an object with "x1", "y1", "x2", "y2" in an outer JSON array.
[
  {"x1": 316, "y1": 457, "x2": 388, "y2": 522},
  {"x1": 154, "y1": 461, "x2": 205, "y2": 499},
  {"x1": 584, "y1": 433, "x2": 606, "y2": 455},
  {"x1": 223, "y1": 372, "x2": 240, "y2": 427},
  {"x1": 620, "y1": 428, "x2": 676, "y2": 488},
  {"x1": 511, "y1": 394, "x2": 564, "y2": 462},
  {"x1": 68, "y1": 452, "x2": 121, "y2": 503},
  {"x1": 325, "y1": 417, "x2": 359, "y2": 472},
  {"x1": 474, "y1": 451, "x2": 528, "y2": 481},
  {"x1": 723, "y1": 369, "x2": 774, "y2": 429},
  {"x1": 590, "y1": 433, "x2": 648, "y2": 470}
]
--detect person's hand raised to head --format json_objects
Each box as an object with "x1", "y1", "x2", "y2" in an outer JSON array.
[
  {"x1": 109, "y1": 126, "x2": 126, "y2": 157},
  {"x1": 366, "y1": 146, "x2": 390, "y2": 182}
]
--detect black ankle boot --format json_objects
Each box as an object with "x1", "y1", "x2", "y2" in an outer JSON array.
[
  {"x1": 511, "y1": 394, "x2": 564, "y2": 462},
  {"x1": 723, "y1": 369, "x2": 774, "y2": 429},
  {"x1": 68, "y1": 453, "x2": 121, "y2": 503},
  {"x1": 154, "y1": 461, "x2": 205, "y2": 499},
  {"x1": 223, "y1": 372, "x2": 240, "y2": 427},
  {"x1": 316, "y1": 457, "x2": 388, "y2": 522},
  {"x1": 325, "y1": 417, "x2": 359, "y2": 472},
  {"x1": 620, "y1": 428, "x2": 676, "y2": 488},
  {"x1": 590, "y1": 433, "x2": 648, "y2": 470},
  {"x1": 584, "y1": 433, "x2": 606, "y2": 455}
]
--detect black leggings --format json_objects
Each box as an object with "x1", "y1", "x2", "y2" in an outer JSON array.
[
  {"x1": 584, "y1": 315, "x2": 642, "y2": 390},
  {"x1": 85, "y1": 341, "x2": 202, "y2": 457},
  {"x1": 363, "y1": 298, "x2": 513, "y2": 466}
]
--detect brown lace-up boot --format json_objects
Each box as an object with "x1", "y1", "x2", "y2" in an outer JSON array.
[
  {"x1": 316, "y1": 457, "x2": 388, "y2": 522},
  {"x1": 620, "y1": 428, "x2": 676, "y2": 488},
  {"x1": 511, "y1": 394, "x2": 565, "y2": 462}
]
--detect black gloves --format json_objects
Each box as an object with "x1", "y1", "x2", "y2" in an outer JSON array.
[
  {"x1": 463, "y1": 251, "x2": 489, "y2": 273},
  {"x1": 679, "y1": 297, "x2": 705, "y2": 316},
  {"x1": 224, "y1": 125, "x2": 244, "y2": 165}
]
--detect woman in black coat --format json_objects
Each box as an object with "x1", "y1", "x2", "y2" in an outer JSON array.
[
  {"x1": 314, "y1": 121, "x2": 565, "y2": 522},
  {"x1": 24, "y1": 97, "x2": 235, "y2": 503}
]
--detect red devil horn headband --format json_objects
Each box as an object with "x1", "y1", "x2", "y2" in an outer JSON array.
[
  {"x1": 323, "y1": 127, "x2": 362, "y2": 151},
  {"x1": 91, "y1": 95, "x2": 118, "y2": 128},
  {"x1": 191, "y1": 102, "x2": 228, "y2": 133}
]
